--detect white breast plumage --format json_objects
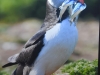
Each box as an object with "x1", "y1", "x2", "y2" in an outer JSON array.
[{"x1": 32, "y1": 18, "x2": 78, "y2": 75}]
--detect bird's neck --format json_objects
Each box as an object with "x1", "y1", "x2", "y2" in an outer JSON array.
[{"x1": 44, "y1": 1, "x2": 58, "y2": 26}]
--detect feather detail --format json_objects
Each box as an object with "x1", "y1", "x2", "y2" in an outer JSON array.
[{"x1": 2, "y1": 63, "x2": 17, "y2": 68}]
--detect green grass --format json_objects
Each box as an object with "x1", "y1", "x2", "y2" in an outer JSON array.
[
  {"x1": 0, "y1": 67, "x2": 9, "y2": 75},
  {"x1": 61, "y1": 59, "x2": 98, "y2": 75},
  {"x1": 0, "y1": 65, "x2": 17, "y2": 75},
  {"x1": 0, "y1": 71, "x2": 9, "y2": 75}
]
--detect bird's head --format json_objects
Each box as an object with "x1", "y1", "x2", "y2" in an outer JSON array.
[{"x1": 48, "y1": 0, "x2": 86, "y2": 23}]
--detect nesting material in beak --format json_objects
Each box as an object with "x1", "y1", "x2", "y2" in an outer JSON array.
[
  {"x1": 59, "y1": 0, "x2": 75, "y2": 21},
  {"x1": 58, "y1": 0, "x2": 86, "y2": 24},
  {"x1": 69, "y1": 2, "x2": 86, "y2": 23}
]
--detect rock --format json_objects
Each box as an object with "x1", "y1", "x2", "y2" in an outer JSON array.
[{"x1": 2, "y1": 42, "x2": 19, "y2": 51}]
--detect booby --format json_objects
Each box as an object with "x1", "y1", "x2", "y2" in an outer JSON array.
[{"x1": 2, "y1": 0, "x2": 86, "y2": 75}]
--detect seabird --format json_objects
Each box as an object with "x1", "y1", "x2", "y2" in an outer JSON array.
[{"x1": 2, "y1": 0, "x2": 86, "y2": 75}]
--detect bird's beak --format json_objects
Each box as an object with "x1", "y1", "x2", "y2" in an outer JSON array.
[{"x1": 59, "y1": 0, "x2": 86, "y2": 22}]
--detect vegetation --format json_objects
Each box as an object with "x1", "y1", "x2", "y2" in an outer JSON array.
[
  {"x1": 0, "y1": 65, "x2": 17, "y2": 75},
  {"x1": 61, "y1": 59, "x2": 98, "y2": 75},
  {"x1": 0, "y1": 0, "x2": 46, "y2": 22},
  {"x1": 0, "y1": 0, "x2": 99, "y2": 22},
  {"x1": 0, "y1": 71, "x2": 9, "y2": 75},
  {"x1": 0, "y1": 67, "x2": 9, "y2": 75}
]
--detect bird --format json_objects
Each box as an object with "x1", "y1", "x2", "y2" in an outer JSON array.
[{"x1": 2, "y1": 0, "x2": 86, "y2": 75}]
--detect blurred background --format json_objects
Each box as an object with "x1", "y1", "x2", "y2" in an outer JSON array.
[{"x1": 0, "y1": 0, "x2": 99, "y2": 74}]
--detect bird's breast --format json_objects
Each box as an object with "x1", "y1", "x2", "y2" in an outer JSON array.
[
  {"x1": 44, "y1": 18, "x2": 78, "y2": 50},
  {"x1": 33, "y1": 18, "x2": 78, "y2": 75},
  {"x1": 35, "y1": 18, "x2": 78, "y2": 63}
]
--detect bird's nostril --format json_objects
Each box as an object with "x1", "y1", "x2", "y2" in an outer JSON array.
[{"x1": 78, "y1": 0, "x2": 84, "y2": 4}]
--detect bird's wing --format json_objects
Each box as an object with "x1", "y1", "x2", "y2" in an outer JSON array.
[
  {"x1": 2, "y1": 28, "x2": 46, "y2": 68},
  {"x1": 16, "y1": 34, "x2": 45, "y2": 65},
  {"x1": 24, "y1": 28, "x2": 46, "y2": 48}
]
